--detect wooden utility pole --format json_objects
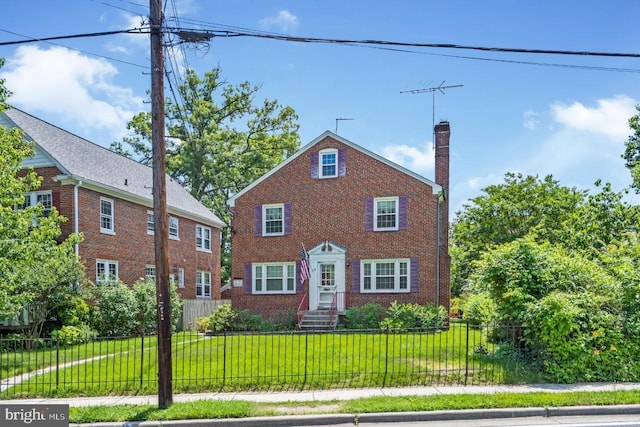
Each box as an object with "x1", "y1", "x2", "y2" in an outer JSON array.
[{"x1": 150, "y1": 0, "x2": 172, "y2": 409}]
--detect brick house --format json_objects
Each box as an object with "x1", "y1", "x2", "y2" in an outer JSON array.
[
  {"x1": 227, "y1": 122, "x2": 451, "y2": 324},
  {"x1": 3, "y1": 108, "x2": 225, "y2": 307}
]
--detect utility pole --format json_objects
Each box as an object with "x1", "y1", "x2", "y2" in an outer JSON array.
[{"x1": 150, "y1": 0, "x2": 172, "y2": 409}]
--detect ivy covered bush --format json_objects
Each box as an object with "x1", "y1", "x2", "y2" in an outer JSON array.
[
  {"x1": 379, "y1": 301, "x2": 448, "y2": 330},
  {"x1": 343, "y1": 303, "x2": 386, "y2": 329}
]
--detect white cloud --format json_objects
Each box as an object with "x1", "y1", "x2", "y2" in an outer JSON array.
[
  {"x1": 550, "y1": 95, "x2": 636, "y2": 141},
  {"x1": 259, "y1": 10, "x2": 300, "y2": 32},
  {"x1": 523, "y1": 110, "x2": 540, "y2": 130},
  {"x1": 1, "y1": 45, "x2": 144, "y2": 143},
  {"x1": 381, "y1": 141, "x2": 434, "y2": 175}
]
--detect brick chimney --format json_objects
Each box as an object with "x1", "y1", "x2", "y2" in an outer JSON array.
[{"x1": 434, "y1": 121, "x2": 450, "y2": 310}]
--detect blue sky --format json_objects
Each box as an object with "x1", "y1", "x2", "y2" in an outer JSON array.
[{"x1": 1, "y1": 0, "x2": 639, "y2": 215}]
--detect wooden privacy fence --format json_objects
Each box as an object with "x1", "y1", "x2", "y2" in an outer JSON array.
[{"x1": 180, "y1": 299, "x2": 230, "y2": 330}]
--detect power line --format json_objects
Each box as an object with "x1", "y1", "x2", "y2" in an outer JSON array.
[
  {"x1": 167, "y1": 27, "x2": 640, "y2": 59},
  {"x1": 0, "y1": 28, "x2": 148, "y2": 46}
]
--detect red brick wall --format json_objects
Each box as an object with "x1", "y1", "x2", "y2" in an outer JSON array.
[
  {"x1": 230, "y1": 135, "x2": 451, "y2": 320},
  {"x1": 20, "y1": 166, "x2": 221, "y2": 300}
]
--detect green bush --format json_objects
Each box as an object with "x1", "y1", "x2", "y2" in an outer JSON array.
[
  {"x1": 51, "y1": 325, "x2": 96, "y2": 346},
  {"x1": 380, "y1": 301, "x2": 447, "y2": 330},
  {"x1": 209, "y1": 304, "x2": 238, "y2": 332},
  {"x1": 194, "y1": 316, "x2": 211, "y2": 332},
  {"x1": 463, "y1": 293, "x2": 497, "y2": 326},
  {"x1": 344, "y1": 303, "x2": 386, "y2": 329},
  {"x1": 91, "y1": 278, "x2": 183, "y2": 336}
]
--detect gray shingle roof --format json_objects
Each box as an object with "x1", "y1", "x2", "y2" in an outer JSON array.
[{"x1": 1, "y1": 107, "x2": 225, "y2": 229}]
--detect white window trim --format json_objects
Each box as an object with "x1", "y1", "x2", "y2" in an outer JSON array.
[
  {"x1": 146, "y1": 211, "x2": 154, "y2": 235},
  {"x1": 196, "y1": 270, "x2": 211, "y2": 299},
  {"x1": 100, "y1": 197, "x2": 115, "y2": 235},
  {"x1": 262, "y1": 203, "x2": 285, "y2": 236},
  {"x1": 253, "y1": 262, "x2": 296, "y2": 294},
  {"x1": 96, "y1": 259, "x2": 118, "y2": 285},
  {"x1": 319, "y1": 148, "x2": 338, "y2": 179},
  {"x1": 145, "y1": 264, "x2": 156, "y2": 282},
  {"x1": 169, "y1": 216, "x2": 179, "y2": 240},
  {"x1": 373, "y1": 196, "x2": 399, "y2": 231},
  {"x1": 360, "y1": 259, "x2": 410, "y2": 293},
  {"x1": 178, "y1": 268, "x2": 185, "y2": 289},
  {"x1": 196, "y1": 224, "x2": 212, "y2": 252}
]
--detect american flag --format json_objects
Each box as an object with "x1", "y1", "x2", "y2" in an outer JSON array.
[{"x1": 300, "y1": 244, "x2": 311, "y2": 285}]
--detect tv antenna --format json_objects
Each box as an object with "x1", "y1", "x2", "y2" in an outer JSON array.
[
  {"x1": 401, "y1": 81, "x2": 463, "y2": 144},
  {"x1": 335, "y1": 117, "x2": 354, "y2": 134}
]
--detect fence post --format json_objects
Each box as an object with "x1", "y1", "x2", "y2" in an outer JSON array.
[
  {"x1": 222, "y1": 331, "x2": 227, "y2": 387},
  {"x1": 383, "y1": 326, "x2": 389, "y2": 387},
  {"x1": 55, "y1": 336, "x2": 60, "y2": 388},
  {"x1": 140, "y1": 334, "x2": 145, "y2": 389},
  {"x1": 464, "y1": 322, "x2": 470, "y2": 385}
]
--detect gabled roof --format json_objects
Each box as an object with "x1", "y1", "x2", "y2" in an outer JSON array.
[
  {"x1": 228, "y1": 130, "x2": 441, "y2": 207},
  {"x1": 1, "y1": 107, "x2": 225, "y2": 229}
]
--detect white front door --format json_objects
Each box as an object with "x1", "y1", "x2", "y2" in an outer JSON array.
[{"x1": 308, "y1": 242, "x2": 346, "y2": 311}]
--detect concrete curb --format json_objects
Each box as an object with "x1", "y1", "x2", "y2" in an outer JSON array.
[{"x1": 70, "y1": 404, "x2": 640, "y2": 427}]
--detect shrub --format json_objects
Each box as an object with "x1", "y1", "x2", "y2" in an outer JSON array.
[
  {"x1": 463, "y1": 293, "x2": 497, "y2": 326},
  {"x1": 209, "y1": 304, "x2": 237, "y2": 332},
  {"x1": 380, "y1": 301, "x2": 447, "y2": 330},
  {"x1": 51, "y1": 325, "x2": 96, "y2": 346},
  {"x1": 344, "y1": 303, "x2": 386, "y2": 329},
  {"x1": 194, "y1": 316, "x2": 211, "y2": 332}
]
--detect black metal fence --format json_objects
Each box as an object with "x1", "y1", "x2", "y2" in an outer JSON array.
[{"x1": 0, "y1": 323, "x2": 538, "y2": 398}]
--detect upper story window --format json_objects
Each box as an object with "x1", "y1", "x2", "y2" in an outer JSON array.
[
  {"x1": 320, "y1": 149, "x2": 338, "y2": 178},
  {"x1": 169, "y1": 216, "x2": 179, "y2": 239},
  {"x1": 196, "y1": 224, "x2": 211, "y2": 252},
  {"x1": 361, "y1": 259, "x2": 409, "y2": 293},
  {"x1": 263, "y1": 204, "x2": 284, "y2": 236},
  {"x1": 21, "y1": 191, "x2": 53, "y2": 216},
  {"x1": 96, "y1": 259, "x2": 118, "y2": 285},
  {"x1": 145, "y1": 265, "x2": 156, "y2": 281},
  {"x1": 253, "y1": 263, "x2": 296, "y2": 294},
  {"x1": 146, "y1": 211, "x2": 154, "y2": 234},
  {"x1": 100, "y1": 197, "x2": 115, "y2": 234},
  {"x1": 375, "y1": 197, "x2": 398, "y2": 231}
]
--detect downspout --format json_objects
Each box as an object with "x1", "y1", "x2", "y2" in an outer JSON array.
[
  {"x1": 74, "y1": 180, "x2": 82, "y2": 257},
  {"x1": 436, "y1": 193, "x2": 441, "y2": 307}
]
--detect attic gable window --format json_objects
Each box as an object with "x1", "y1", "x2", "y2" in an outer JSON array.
[
  {"x1": 320, "y1": 149, "x2": 338, "y2": 178},
  {"x1": 311, "y1": 148, "x2": 346, "y2": 179}
]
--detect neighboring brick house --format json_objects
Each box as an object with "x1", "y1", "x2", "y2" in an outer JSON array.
[
  {"x1": 227, "y1": 122, "x2": 451, "y2": 323},
  {"x1": 2, "y1": 108, "x2": 225, "y2": 304}
]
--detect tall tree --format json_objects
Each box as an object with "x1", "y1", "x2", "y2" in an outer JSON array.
[
  {"x1": 112, "y1": 67, "x2": 300, "y2": 282},
  {"x1": 450, "y1": 173, "x2": 584, "y2": 295},
  {"x1": 623, "y1": 105, "x2": 640, "y2": 193},
  {"x1": 0, "y1": 60, "x2": 85, "y2": 338}
]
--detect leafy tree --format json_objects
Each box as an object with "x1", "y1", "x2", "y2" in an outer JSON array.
[
  {"x1": 0, "y1": 61, "x2": 85, "y2": 339},
  {"x1": 112, "y1": 67, "x2": 300, "y2": 283},
  {"x1": 450, "y1": 173, "x2": 585, "y2": 295},
  {"x1": 623, "y1": 105, "x2": 640, "y2": 192}
]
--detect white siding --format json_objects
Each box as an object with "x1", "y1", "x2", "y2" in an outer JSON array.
[{"x1": 22, "y1": 145, "x2": 56, "y2": 168}]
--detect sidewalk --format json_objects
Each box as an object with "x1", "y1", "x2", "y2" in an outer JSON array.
[{"x1": 4, "y1": 383, "x2": 640, "y2": 427}]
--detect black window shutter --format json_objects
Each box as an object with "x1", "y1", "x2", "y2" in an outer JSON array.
[
  {"x1": 398, "y1": 195, "x2": 408, "y2": 230},
  {"x1": 244, "y1": 263, "x2": 252, "y2": 294},
  {"x1": 338, "y1": 149, "x2": 347, "y2": 176},
  {"x1": 253, "y1": 205, "x2": 262, "y2": 236},
  {"x1": 365, "y1": 198, "x2": 373, "y2": 231},
  {"x1": 410, "y1": 258, "x2": 419, "y2": 292},
  {"x1": 284, "y1": 203, "x2": 292, "y2": 235},
  {"x1": 310, "y1": 152, "x2": 319, "y2": 178},
  {"x1": 351, "y1": 260, "x2": 360, "y2": 293}
]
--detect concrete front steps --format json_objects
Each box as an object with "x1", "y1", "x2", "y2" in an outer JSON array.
[{"x1": 298, "y1": 309, "x2": 338, "y2": 331}]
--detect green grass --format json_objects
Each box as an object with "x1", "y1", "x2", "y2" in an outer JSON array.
[
  {"x1": 68, "y1": 390, "x2": 640, "y2": 424},
  {"x1": 2, "y1": 325, "x2": 540, "y2": 398}
]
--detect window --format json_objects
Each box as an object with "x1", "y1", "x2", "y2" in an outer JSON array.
[
  {"x1": 361, "y1": 259, "x2": 409, "y2": 293},
  {"x1": 146, "y1": 211, "x2": 154, "y2": 234},
  {"x1": 178, "y1": 268, "x2": 185, "y2": 288},
  {"x1": 145, "y1": 265, "x2": 156, "y2": 281},
  {"x1": 100, "y1": 197, "x2": 114, "y2": 234},
  {"x1": 169, "y1": 217, "x2": 179, "y2": 239},
  {"x1": 263, "y1": 204, "x2": 284, "y2": 236},
  {"x1": 196, "y1": 270, "x2": 211, "y2": 298},
  {"x1": 319, "y1": 149, "x2": 338, "y2": 178},
  {"x1": 96, "y1": 260, "x2": 118, "y2": 285},
  {"x1": 374, "y1": 197, "x2": 398, "y2": 231},
  {"x1": 253, "y1": 263, "x2": 295, "y2": 294},
  {"x1": 196, "y1": 225, "x2": 211, "y2": 251},
  {"x1": 21, "y1": 191, "x2": 53, "y2": 216}
]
